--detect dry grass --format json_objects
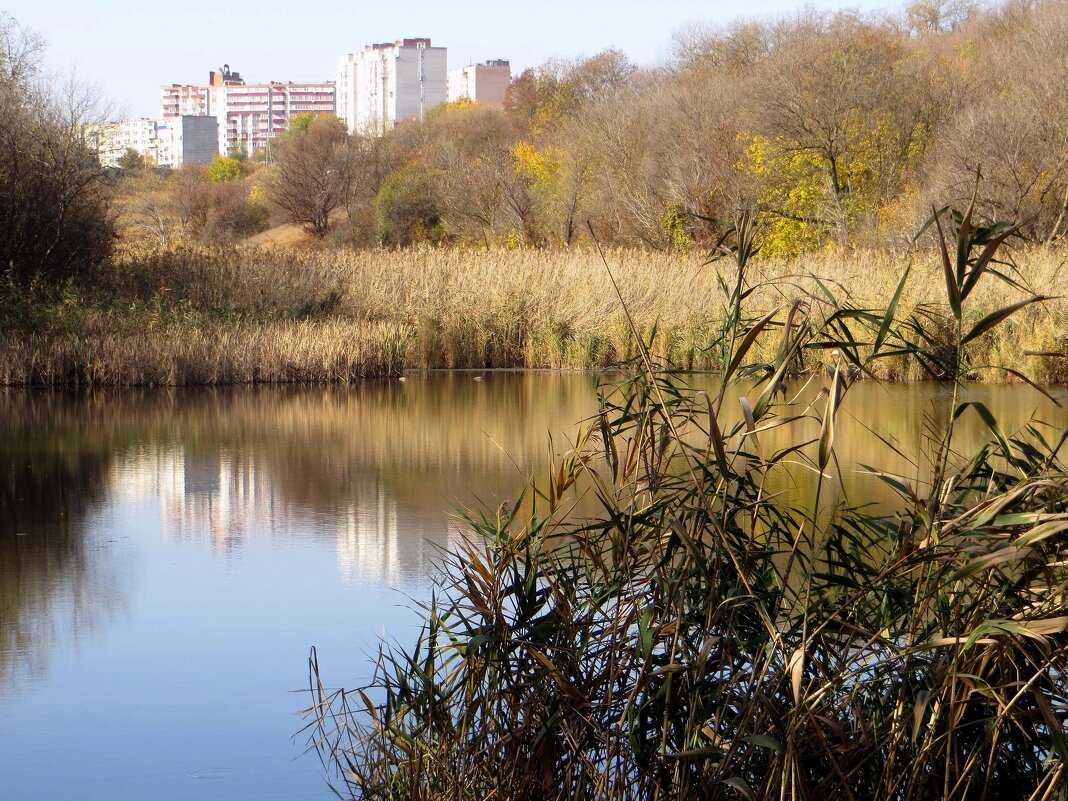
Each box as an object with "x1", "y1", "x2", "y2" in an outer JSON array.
[
  {"x1": 2, "y1": 243, "x2": 1067, "y2": 385},
  {"x1": 0, "y1": 319, "x2": 409, "y2": 386}
]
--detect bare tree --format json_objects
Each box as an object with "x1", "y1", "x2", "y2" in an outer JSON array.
[
  {"x1": 265, "y1": 116, "x2": 353, "y2": 236},
  {"x1": 920, "y1": 0, "x2": 1068, "y2": 241}
]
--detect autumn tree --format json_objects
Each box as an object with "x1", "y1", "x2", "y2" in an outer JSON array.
[
  {"x1": 421, "y1": 103, "x2": 517, "y2": 244},
  {"x1": 116, "y1": 172, "x2": 174, "y2": 248},
  {"x1": 0, "y1": 15, "x2": 112, "y2": 283},
  {"x1": 265, "y1": 115, "x2": 353, "y2": 236},
  {"x1": 741, "y1": 13, "x2": 934, "y2": 251},
  {"x1": 208, "y1": 155, "x2": 248, "y2": 183},
  {"x1": 921, "y1": 0, "x2": 1068, "y2": 241},
  {"x1": 503, "y1": 49, "x2": 635, "y2": 134}
]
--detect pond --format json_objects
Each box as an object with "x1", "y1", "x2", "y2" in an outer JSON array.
[{"x1": 1, "y1": 373, "x2": 1065, "y2": 800}]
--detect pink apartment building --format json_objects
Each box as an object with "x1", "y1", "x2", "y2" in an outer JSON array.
[{"x1": 161, "y1": 64, "x2": 335, "y2": 156}]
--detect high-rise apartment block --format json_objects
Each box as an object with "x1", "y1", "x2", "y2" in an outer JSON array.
[
  {"x1": 160, "y1": 65, "x2": 335, "y2": 156},
  {"x1": 446, "y1": 60, "x2": 511, "y2": 105},
  {"x1": 336, "y1": 38, "x2": 447, "y2": 136}
]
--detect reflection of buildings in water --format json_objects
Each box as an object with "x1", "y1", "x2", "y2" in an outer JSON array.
[
  {"x1": 111, "y1": 445, "x2": 461, "y2": 586},
  {"x1": 111, "y1": 446, "x2": 299, "y2": 553},
  {"x1": 337, "y1": 479, "x2": 399, "y2": 585},
  {"x1": 335, "y1": 477, "x2": 466, "y2": 587}
]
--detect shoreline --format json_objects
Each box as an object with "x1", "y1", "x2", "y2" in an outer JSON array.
[{"x1": 4, "y1": 245, "x2": 1067, "y2": 387}]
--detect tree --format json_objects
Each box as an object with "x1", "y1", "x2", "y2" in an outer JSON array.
[
  {"x1": 422, "y1": 103, "x2": 516, "y2": 245},
  {"x1": 503, "y1": 50, "x2": 635, "y2": 134},
  {"x1": 746, "y1": 13, "x2": 930, "y2": 250},
  {"x1": 920, "y1": 0, "x2": 1068, "y2": 241},
  {"x1": 208, "y1": 155, "x2": 248, "y2": 183},
  {"x1": 374, "y1": 163, "x2": 444, "y2": 246},
  {"x1": 0, "y1": 15, "x2": 112, "y2": 284},
  {"x1": 264, "y1": 116, "x2": 353, "y2": 236},
  {"x1": 117, "y1": 148, "x2": 149, "y2": 172},
  {"x1": 116, "y1": 172, "x2": 174, "y2": 248},
  {"x1": 169, "y1": 165, "x2": 213, "y2": 240},
  {"x1": 905, "y1": 0, "x2": 978, "y2": 34}
]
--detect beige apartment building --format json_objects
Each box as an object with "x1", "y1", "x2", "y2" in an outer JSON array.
[{"x1": 446, "y1": 59, "x2": 511, "y2": 105}]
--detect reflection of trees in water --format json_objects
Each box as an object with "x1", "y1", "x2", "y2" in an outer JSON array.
[
  {"x1": 63, "y1": 376, "x2": 596, "y2": 532},
  {"x1": 5, "y1": 379, "x2": 594, "y2": 585},
  {"x1": 0, "y1": 396, "x2": 120, "y2": 693},
  {"x1": 104, "y1": 378, "x2": 597, "y2": 578}
]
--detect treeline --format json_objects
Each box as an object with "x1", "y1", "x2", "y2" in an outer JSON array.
[
  {"x1": 393, "y1": 0, "x2": 1068, "y2": 254},
  {"x1": 219, "y1": 0, "x2": 1062, "y2": 255},
  {"x1": 10, "y1": 0, "x2": 1068, "y2": 266}
]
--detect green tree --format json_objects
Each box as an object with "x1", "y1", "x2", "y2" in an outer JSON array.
[
  {"x1": 116, "y1": 148, "x2": 148, "y2": 172},
  {"x1": 374, "y1": 163, "x2": 444, "y2": 246},
  {"x1": 208, "y1": 155, "x2": 248, "y2": 183}
]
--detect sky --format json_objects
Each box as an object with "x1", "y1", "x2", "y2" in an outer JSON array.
[{"x1": 6, "y1": 0, "x2": 893, "y2": 118}]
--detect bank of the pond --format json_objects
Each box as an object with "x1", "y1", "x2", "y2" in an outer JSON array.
[{"x1": 3, "y1": 245, "x2": 1067, "y2": 386}]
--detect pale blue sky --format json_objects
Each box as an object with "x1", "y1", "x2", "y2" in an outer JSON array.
[{"x1": 7, "y1": 0, "x2": 893, "y2": 117}]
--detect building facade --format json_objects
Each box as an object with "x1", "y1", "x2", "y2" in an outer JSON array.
[
  {"x1": 446, "y1": 60, "x2": 511, "y2": 105},
  {"x1": 336, "y1": 38, "x2": 447, "y2": 136},
  {"x1": 86, "y1": 117, "x2": 159, "y2": 166},
  {"x1": 160, "y1": 65, "x2": 335, "y2": 156},
  {"x1": 87, "y1": 116, "x2": 218, "y2": 168},
  {"x1": 155, "y1": 116, "x2": 220, "y2": 167}
]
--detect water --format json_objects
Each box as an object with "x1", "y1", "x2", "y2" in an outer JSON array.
[{"x1": 1, "y1": 373, "x2": 1065, "y2": 800}]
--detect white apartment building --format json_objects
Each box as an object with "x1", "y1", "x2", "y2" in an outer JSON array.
[
  {"x1": 446, "y1": 60, "x2": 511, "y2": 105},
  {"x1": 155, "y1": 116, "x2": 220, "y2": 167},
  {"x1": 87, "y1": 117, "x2": 159, "y2": 166},
  {"x1": 161, "y1": 65, "x2": 336, "y2": 156},
  {"x1": 87, "y1": 116, "x2": 218, "y2": 168},
  {"x1": 336, "y1": 38, "x2": 447, "y2": 136}
]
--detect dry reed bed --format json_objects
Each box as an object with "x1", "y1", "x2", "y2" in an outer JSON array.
[
  {"x1": 6, "y1": 245, "x2": 1068, "y2": 385},
  {"x1": 0, "y1": 319, "x2": 409, "y2": 386}
]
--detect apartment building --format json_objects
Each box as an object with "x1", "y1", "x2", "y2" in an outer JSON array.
[
  {"x1": 86, "y1": 115, "x2": 218, "y2": 168},
  {"x1": 336, "y1": 38, "x2": 447, "y2": 136},
  {"x1": 446, "y1": 59, "x2": 511, "y2": 105},
  {"x1": 160, "y1": 65, "x2": 335, "y2": 156},
  {"x1": 160, "y1": 84, "x2": 210, "y2": 117},
  {"x1": 155, "y1": 116, "x2": 220, "y2": 167},
  {"x1": 87, "y1": 117, "x2": 159, "y2": 166}
]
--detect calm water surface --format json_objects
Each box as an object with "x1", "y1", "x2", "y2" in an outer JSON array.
[{"x1": 1, "y1": 374, "x2": 1065, "y2": 800}]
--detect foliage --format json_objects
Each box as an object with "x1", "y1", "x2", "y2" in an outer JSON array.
[
  {"x1": 289, "y1": 112, "x2": 321, "y2": 135},
  {"x1": 116, "y1": 148, "x2": 150, "y2": 172},
  {"x1": 208, "y1": 155, "x2": 248, "y2": 183},
  {"x1": 306, "y1": 205, "x2": 1068, "y2": 800},
  {"x1": 738, "y1": 135, "x2": 829, "y2": 257},
  {"x1": 113, "y1": 164, "x2": 267, "y2": 248},
  {"x1": 0, "y1": 15, "x2": 112, "y2": 285},
  {"x1": 374, "y1": 164, "x2": 445, "y2": 247}
]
